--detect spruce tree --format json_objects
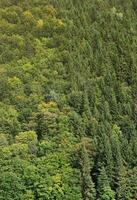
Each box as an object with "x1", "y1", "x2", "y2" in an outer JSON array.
[{"x1": 80, "y1": 140, "x2": 96, "y2": 200}]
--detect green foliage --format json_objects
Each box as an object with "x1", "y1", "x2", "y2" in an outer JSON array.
[
  {"x1": 0, "y1": 102, "x2": 20, "y2": 135},
  {"x1": 97, "y1": 167, "x2": 115, "y2": 200},
  {"x1": 0, "y1": 0, "x2": 137, "y2": 199}
]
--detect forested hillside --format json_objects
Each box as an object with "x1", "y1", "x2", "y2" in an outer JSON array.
[{"x1": 0, "y1": 0, "x2": 137, "y2": 199}]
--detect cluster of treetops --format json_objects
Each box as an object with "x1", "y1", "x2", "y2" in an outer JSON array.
[{"x1": 0, "y1": 0, "x2": 137, "y2": 199}]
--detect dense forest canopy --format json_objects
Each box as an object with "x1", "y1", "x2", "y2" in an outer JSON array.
[{"x1": 0, "y1": 0, "x2": 137, "y2": 199}]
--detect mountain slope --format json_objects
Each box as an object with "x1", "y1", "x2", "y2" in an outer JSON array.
[{"x1": 0, "y1": 0, "x2": 137, "y2": 199}]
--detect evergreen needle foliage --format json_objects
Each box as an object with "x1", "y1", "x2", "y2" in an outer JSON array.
[{"x1": 0, "y1": 0, "x2": 137, "y2": 199}]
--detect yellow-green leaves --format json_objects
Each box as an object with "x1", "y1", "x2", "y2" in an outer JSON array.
[
  {"x1": 16, "y1": 131, "x2": 37, "y2": 144},
  {"x1": 16, "y1": 131, "x2": 38, "y2": 154},
  {"x1": 23, "y1": 10, "x2": 34, "y2": 22},
  {"x1": 0, "y1": 134, "x2": 8, "y2": 147},
  {"x1": 0, "y1": 102, "x2": 20, "y2": 135},
  {"x1": 36, "y1": 19, "x2": 44, "y2": 28}
]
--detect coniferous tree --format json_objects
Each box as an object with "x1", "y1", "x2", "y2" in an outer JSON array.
[
  {"x1": 80, "y1": 139, "x2": 96, "y2": 200},
  {"x1": 97, "y1": 166, "x2": 115, "y2": 200}
]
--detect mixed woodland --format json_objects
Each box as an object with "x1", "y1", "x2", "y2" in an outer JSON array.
[{"x1": 0, "y1": 0, "x2": 137, "y2": 199}]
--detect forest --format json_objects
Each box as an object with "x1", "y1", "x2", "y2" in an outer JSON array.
[{"x1": 0, "y1": 0, "x2": 137, "y2": 199}]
